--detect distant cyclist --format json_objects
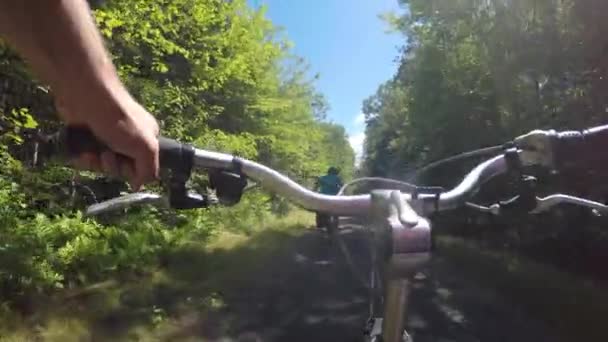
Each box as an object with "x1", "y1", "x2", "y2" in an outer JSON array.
[{"x1": 315, "y1": 166, "x2": 343, "y2": 229}]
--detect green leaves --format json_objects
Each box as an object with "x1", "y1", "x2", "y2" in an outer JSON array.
[
  {"x1": 0, "y1": 0, "x2": 354, "y2": 299},
  {"x1": 1, "y1": 108, "x2": 38, "y2": 144},
  {"x1": 94, "y1": 0, "x2": 350, "y2": 181},
  {"x1": 363, "y1": 0, "x2": 605, "y2": 182}
]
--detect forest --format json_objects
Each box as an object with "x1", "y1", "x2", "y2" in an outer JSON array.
[
  {"x1": 0, "y1": 0, "x2": 353, "y2": 310},
  {"x1": 2, "y1": 0, "x2": 608, "y2": 338},
  {"x1": 361, "y1": 0, "x2": 608, "y2": 284}
]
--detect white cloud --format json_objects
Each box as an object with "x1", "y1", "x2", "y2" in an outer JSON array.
[
  {"x1": 349, "y1": 131, "x2": 366, "y2": 166},
  {"x1": 354, "y1": 112, "x2": 365, "y2": 125}
]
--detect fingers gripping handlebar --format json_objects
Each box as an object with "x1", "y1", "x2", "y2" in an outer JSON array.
[
  {"x1": 50, "y1": 126, "x2": 194, "y2": 173},
  {"x1": 44, "y1": 126, "x2": 247, "y2": 210},
  {"x1": 515, "y1": 124, "x2": 608, "y2": 172},
  {"x1": 462, "y1": 125, "x2": 608, "y2": 216}
]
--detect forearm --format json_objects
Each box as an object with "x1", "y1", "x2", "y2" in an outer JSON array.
[
  {"x1": 0, "y1": 0, "x2": 126, "y2": 113},
  {"x1": 0, "y1": 0, "x2": 159, "y2": 188}
]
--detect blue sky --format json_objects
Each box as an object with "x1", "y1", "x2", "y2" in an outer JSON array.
[{"x1": 249, "y1": 0, "x2": 405, "y2": 161}]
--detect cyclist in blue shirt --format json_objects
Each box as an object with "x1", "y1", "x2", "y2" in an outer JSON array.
[{"x1": 315, "y1": 166, "x2": 343, "y2": 229}]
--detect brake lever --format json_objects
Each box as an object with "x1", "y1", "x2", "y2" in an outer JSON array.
[
  {"x1": 465, "y1": 195, "x2": 534, "y2": 217},
  {"x1": 467, "y1": 193, "x2": 608, "y2": 217},
  {"x1": 85, "y1": 190, "x2": 221, "y2": 216},
  {"x1": 85, "y1": 192, "x2": 169, "y2": 216},
  {"x1": 465, "y1": 202, "x2": 500, "y2": 215},
  {"x1": 83, "y1": 169, "x2": 243, "y2": 216},
  {"x1": 531, "y1": 194, "x2": 608, "y2": 215}
]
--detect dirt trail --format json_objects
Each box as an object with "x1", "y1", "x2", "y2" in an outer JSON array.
[{"x1": 192, "y1": 225, "x2": 559, "y2": 342}]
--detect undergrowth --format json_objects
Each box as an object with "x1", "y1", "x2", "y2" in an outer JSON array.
[{"x1": 0, "y1": 209, "x2": 313, "y2": 341}]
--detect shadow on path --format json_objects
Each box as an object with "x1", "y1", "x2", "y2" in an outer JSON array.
[{"x1": 120, "y1": 224, "x2": 559, "y2": 342}]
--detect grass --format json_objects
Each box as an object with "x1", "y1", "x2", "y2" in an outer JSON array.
[
  {"x1": 0, "y1": 210, "x2": 315, "y2": 341},
  {"x1": 437, "y1": 235, "x2": 608, "y2": 342}
]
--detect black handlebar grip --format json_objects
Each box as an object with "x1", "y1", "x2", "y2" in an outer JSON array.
[
  {"x1": 56, "y1": 126, "x2": 194, "y2": 172},
  {"x1": 555, "y1": 124, "x2": 608, "y2": 171},
  {"x1": 61, "y1": 125, "x2": 119, "y2": 159}
]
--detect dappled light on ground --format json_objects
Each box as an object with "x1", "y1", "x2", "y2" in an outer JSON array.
[{"x1": 1, "y1": 221, "x2": 606, "y2": 341}]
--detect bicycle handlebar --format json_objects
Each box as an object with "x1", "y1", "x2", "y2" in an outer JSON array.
[
  {"x1": 234, "y1": 156, "x2": 372, "y2": 216},
  {"x1": 49, "y1": 126, "x2": 375, "y2": 216},
  {"x1": 46, "y1": 125, "x2": 608, "y2": 218},
  {"x1": 53, "y1": 126, "x2": 196, "y2": 171}
]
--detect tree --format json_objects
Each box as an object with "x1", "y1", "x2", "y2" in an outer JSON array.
[
  {"x1": 362, "y1": 0, "x2": 608, "y2": 181},
  {"x1": 0, "y1": 0, "x2": 355, "y2": 297}
]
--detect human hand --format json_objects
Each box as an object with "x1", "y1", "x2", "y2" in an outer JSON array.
[{"x1": 55, "y1": 89, "x2": 160, "y2": 191}]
